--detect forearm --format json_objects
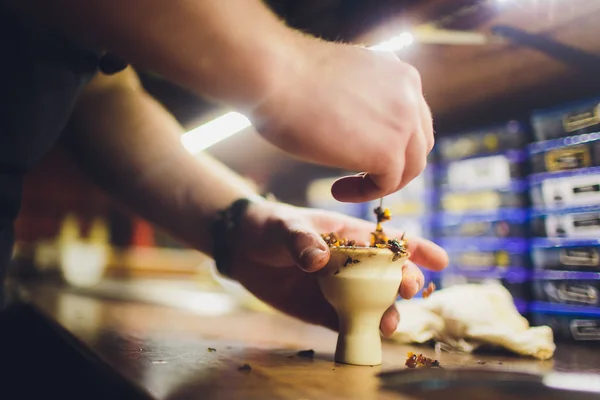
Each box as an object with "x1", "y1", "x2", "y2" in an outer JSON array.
[
  {"x1": 7, "y1": 0, "x2": 302, "y2": 111},
  {"x1": 62, "y1": 68, "x2": 258, "y2": 256}
]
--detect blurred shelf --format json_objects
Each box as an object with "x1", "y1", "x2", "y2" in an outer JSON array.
[
  {"x1": 107, "y1": 246, "x2": 212, "y2": 279},
  {"x1": 13, "y1": 241, "x2": 213, "y2": 280}
]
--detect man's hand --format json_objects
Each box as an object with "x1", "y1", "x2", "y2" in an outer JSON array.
[
  {"x1": 223, "y1": 200, "x2": 448, "y2": 336},
  {"x1": 11, "y1": 0, "x2": 432, "y2": 203},
  {"x1": 251, "y1": 38, "x2": 434, "y2": 203}
]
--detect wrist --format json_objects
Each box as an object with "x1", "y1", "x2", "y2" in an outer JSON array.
[
  {"x1": 182, "y1": 14, "x2": 308, "y2": 114},
  {"x1": 240, "y1": 28, "x2": 309, "y2": 115},
  {"x1": 211, "y1": 194, "x2": 269, "y2": 279}
]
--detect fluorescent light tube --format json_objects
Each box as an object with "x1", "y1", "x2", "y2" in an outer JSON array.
[{"x1": 181, "y1": 111, "x2": 251, "y2": 154}]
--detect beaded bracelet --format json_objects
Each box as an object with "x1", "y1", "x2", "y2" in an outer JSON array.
[{"x1": 211, "y1": 195, "x2": 266, "y2": 278}]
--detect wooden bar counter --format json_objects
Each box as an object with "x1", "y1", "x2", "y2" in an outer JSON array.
[{"x1": 15, "y1": 283, "x2": 600, "y2": 400}]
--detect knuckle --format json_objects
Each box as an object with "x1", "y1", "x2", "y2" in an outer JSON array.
[
  {"x1": 380, "y1": 153, "x2": 405, "y2": 190},
  {"x1": 370, "y1": 137, "x2": 400, "y2": 173},
  {"x1": 405, "y1": 157, "x2": 427, "y2": 183},
  {"x1": 267, "y1": 215, "x2": 288, "y2": 235},
  {"x1": 415, "y1": 155, "x2": 427, "y2": 174},
  {"x1": 427, "y1": 135, "x2": 435, "y2": 152},
  {"x1": 402, "y1": 63, "x2": 422, "y2": 86}
]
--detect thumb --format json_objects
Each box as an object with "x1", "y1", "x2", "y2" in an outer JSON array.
[
  {"x1": 281, "y1": 220, "x2": 330, "y2": 272},
  {"x1": 243, "y1": 217, "x2": 330, "y2": 271},
  {"x1": 331, "y1": 163, "x2": 405, "y2": 203}
]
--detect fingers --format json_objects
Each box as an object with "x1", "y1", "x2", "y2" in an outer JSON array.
[
  {"x1": 331, "y1": 76, "x2": 433, "y2": 203},
  {"x1": 241, "y1": 207, "x2": 330, "y2": 272},
  {"x1": 380, "y1": 304, "x2": 400, "y2": 337},
  {"x1": 405, "y1": 236, "x2": 449, "y2": 271},
  {"x1": 330, "y1": 132, "x2": 430, "y2": 204},
  {"x1": 313, "y1": 213, "x2": 449, "y2": 272},
  {"x1": 281, "y1": 220, "x2": 330, "y2": 272},
  {"x1": 420, "y1": 96, "x2": 434, "y2": 153},
  {"x1": 394, "y1": 96, "x2": 432, "y2": 191},
  {"x1": 379, "y1": 261, "x2": 428, "y2": 338},
  {"x1": 317, "y1": 210, "x2": 444, "y2": 276},
  {"x1": 331, "y1": 172, "x2": 399, "y2": 203},
  {"x1": 399, "y1": 260, "x2": 425, "y2": 299},
  {"x1": 378, "y1": 227, "x2": 448, "y2": 271},
  {"x1": 330, "y1": 124, "x2": 409, "y2": 203},
  {"x1": 396, "y1": 95, "x2": 432, "y2": 189},
  {"x1": 397, "y1": 128, "x2": 428, "y2": 190}
]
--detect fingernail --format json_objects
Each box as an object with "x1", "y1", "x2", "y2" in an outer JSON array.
[
  {"x1": 299, "y1": 247, "x2": 328, "y2": 271},
  {"x1": 400, "y1": 278, "x2": 419, "y2": 299}
]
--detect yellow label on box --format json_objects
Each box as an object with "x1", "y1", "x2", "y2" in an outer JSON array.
[
  {"x1": 483, "y1": 134, "x2": 499, "y2": 152},
  {"x1": 442, "y1": 191, "x2": 501, "y2": 212},
  {"x1": 459, "y1": 221, "x2": 490, "y2": 236},
  {"x1": 544, "y1": 145, "x2": 591, "y2": 172},
  {"x1": 496, "y1": 251, "x2": 510, "y2": 267},
  {"x1": 388, "y1": 201, "x2": 424, "y2": 215},
  {"x1": 459, "y1": 252, "x2": 495, "y2": 268},
  {"x1": 444, "y1": 137, "x2": 479, "y2": 160},
  {"x1": 562, "y1": 103, "x2": 600, "y2": 132}
]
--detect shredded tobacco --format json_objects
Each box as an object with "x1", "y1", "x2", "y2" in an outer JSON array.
[
  {"x1": 320, "y1": 201, "x2": 409, "y2": 261},
  {"x1": 371, "y1": 205, "x2": 409, "y2": 260},
  {"x1": 405, "y1": 352, "x2": 441, "y2": 369},
  {"x1": 422, "y1": 282, "x2": 436, "y2": 298},
  {"x1": 320, "y1": 231, "x2": 356, "y2": 247},
  {"x1": 321, "y1": 202, "x2": 408, "y2": 260},
  {"x1": 371, "y1": 205, "x2": 392, "y2": 246}
]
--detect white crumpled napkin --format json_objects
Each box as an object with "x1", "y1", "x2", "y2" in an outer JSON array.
[{"x1": 391, "y1": 283, "x2": 556, "y2": 360}]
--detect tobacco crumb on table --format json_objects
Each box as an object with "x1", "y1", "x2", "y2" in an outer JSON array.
[
  {"x1": 208, "y1": 347, "x2": 217, "y2": 352},
  {"x1": 238, "y1": 364, "x2": 252, "y2": 372},
  {"x1": 422, "y1": 282, "x2": 436, "y2": 298},
  {"x1": 477, "y1": 360, "x2": 486, "y2": 365},
  {"x1": 296, "y1": 349, "x2": 315, "y2": 359},
  {"x1": 405, "y1": 352, "x2": 441, "y2": 369}
]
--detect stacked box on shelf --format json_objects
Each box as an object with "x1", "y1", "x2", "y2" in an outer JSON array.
[
  {"x1": 434, "y1": 120, "x2": 532, "y2": 315},
  {"x1": 528, "y1": 97, "x2": 600, "y2": 342}
]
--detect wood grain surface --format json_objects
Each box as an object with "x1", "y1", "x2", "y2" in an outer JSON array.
[{"x1": 24, "y1": 283, "x2": 600, "y2": 400}]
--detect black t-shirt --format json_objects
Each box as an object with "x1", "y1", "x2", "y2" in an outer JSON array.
[{"x1": 0, "y1": 6, "x2": 115, "y2": 308}]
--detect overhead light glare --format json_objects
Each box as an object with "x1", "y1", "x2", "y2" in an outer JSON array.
[
  {"x1": 181, "y1": 111, "x2": 251, "y2": 153},
  {"x1": 369, "y1": 32, "x2": 414, "y2": 52}
]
